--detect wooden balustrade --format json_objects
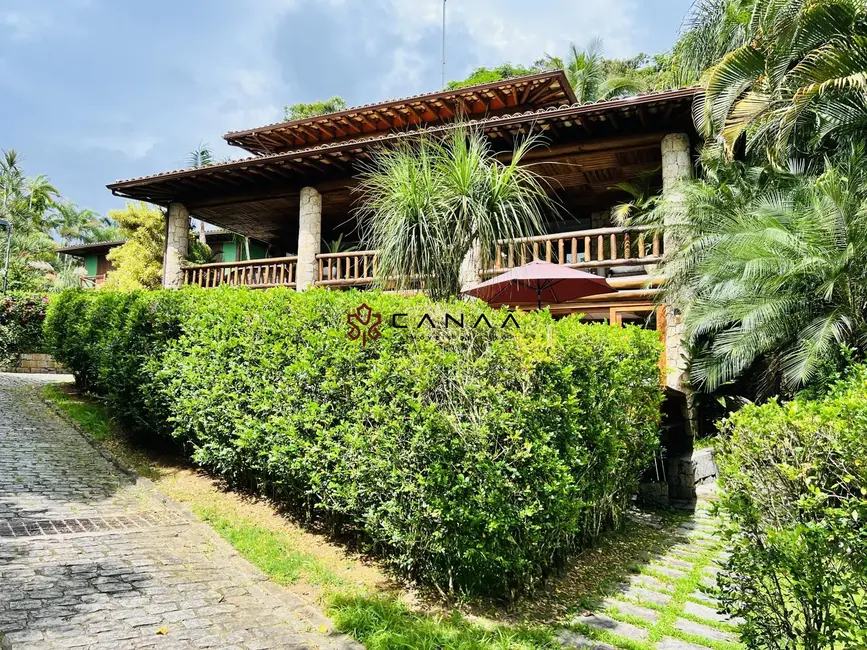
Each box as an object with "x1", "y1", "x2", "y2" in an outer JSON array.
[
  {"x1": 180, "y1": 227, "x2": 661, "y2": 290},
  {"x1": 183, "y1": 256, "x2": 298, "y2": 288},
  {"x1": 315, "y1": 250, "x2": 377, "y2": 287},
  {"x1": 80, "y1": 274, "x2": 106, "y2": 289},
  {"x1": 485, "y1": 226, "x2": 661, "y2": 277}
]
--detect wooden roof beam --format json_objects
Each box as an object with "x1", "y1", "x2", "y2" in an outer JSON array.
[
  {"x1": 357, "y1": 112, "x2": 379, "y2": 130},
  {"x1": 341, "y1": 117, "x2": 362, "y2": 134},
  {"x1": 316, "y1": 123, "x2": 335, "y2": 138},
  {"x1": 369, "y1": 111, "x2": 392, "y2": 128},
  {"x1": 404, "y1": 103, "x2": 423, "y2": 123},
  {"x1": 489, "y1": 87, "x2": 510, "y2": 108},
  {"x1": 526, "y1": 77, "x2": 555, "y2": 104},
  {"x1": 296, "y1": 123, "x2": 322, "y2": 141}
]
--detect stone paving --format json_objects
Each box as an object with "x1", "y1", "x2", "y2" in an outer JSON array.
[
  {"x1": 559, "y1": 502, "x2": 743, "y2": 650},
  {"x1": 0, "y1": 373, "x2": 360, "y2": 650}
]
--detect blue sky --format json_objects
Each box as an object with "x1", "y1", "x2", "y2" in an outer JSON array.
[{"x1": 0, "y1": 0, "x2": 692, "y2": 218}]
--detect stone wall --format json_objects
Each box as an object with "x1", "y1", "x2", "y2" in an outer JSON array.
[
  {"x1": 2, "y1": 353, "x2": 68, "y2": 374},
  {"x1": 666, "y1": 448, "x2": 718, "y2": 503}
]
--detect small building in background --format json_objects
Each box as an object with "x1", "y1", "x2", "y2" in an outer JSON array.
[{"x1": 56, "y1": 230, "x2": 263, "y2": 287}]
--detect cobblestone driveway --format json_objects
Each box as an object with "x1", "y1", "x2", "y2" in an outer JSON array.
[{"x1": 0, "y1": 373, "x2": 359, "y2": 650}]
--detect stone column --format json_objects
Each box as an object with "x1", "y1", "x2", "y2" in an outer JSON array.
[
  {"x1": 296, "y1": 186, "x2": 322, "y2": 291},
  {"x1": 660, "y1": 133, "x2": 692, "y2": 392},
  {"x1": 162, "y1": 202, "x2": 189, "y2": 289}
]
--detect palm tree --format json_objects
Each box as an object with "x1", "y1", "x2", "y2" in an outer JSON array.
[
  {"x1": 698, "y1": 0, "x2": 865, "y2": 160},
  {"x1": 186, "y1": 142, "x2": 217, "y2": 169},
  {"x1": 54, "y1": 202, "x2": 120, "y2": 244},
  {"x1": 354, "y1": 127, "x2": 555, "y2": 300},
  {"x1": 546, "y1": 39, "x2": 647, "y2": 103},
  {"x1": 654, "y1": 146, "x2": 867, "y2": 393},
  {"x1": 674, "y1": 0, "x2": 755, "y2": 83}
]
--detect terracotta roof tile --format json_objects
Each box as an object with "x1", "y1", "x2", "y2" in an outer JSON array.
[{"x1": 110, "y1": 87, "x2": 699, "y2": 188}]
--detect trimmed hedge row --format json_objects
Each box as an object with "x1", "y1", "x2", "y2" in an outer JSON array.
[
  {"x1": 45, "y1": 287, "x2": 663, "y2": 596},
  {"x1": 716, "y1": 367, "x2": 867, "y2": 647},
  {"x1": 1, "y1": 293, "x2": 48, "y2": 366}
]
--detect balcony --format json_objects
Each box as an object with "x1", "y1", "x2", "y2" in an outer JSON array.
[
  {"x1": 183, "y1": 256, "x2": 298, "y2": 289},
  {"x1": 182, "y1": 226, "x2": 661, "y2": 294},
  {"x1": 80, "y1": 274, "x2": 107, "y2": 288}
]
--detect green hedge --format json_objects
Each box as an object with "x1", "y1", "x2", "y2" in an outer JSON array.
[
  {"x1": 45, "y1": 287, "x2": 663, "y2": 597},
  {"x1": 716, "y1": 367, "x2": 867, "y2": 648},
  {"x1": 1, "y1": 293, "x2": 49, "y2": 366}
]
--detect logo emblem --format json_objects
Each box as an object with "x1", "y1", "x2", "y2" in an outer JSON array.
[{"x1": 347, "y1": 303, "x2": 382, "y2": 346}]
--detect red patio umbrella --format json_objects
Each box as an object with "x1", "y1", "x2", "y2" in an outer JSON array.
[{"x1": 463, "y1": 260, "x2": 615, "y2": 308}]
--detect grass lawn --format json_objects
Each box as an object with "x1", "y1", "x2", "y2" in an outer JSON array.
[{"x1": 43, "y1": 384, "x2": 699, "y2": 650}]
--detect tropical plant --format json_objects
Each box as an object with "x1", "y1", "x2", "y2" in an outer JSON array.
[
  {"x1": 544, "y1": 39, "x2": 647, "y2": 102},
  {"x1": 0, "y1": 149, "x2": 59, "y2": 291},
  {"x1": 611, "y1": 168, "x2": 662, "y2": 224},
  {"x1": 322, "y1": 233, "x2": 358, "y2": 254},
  {"x1": 54, "y1": 201, "x2": 120, "y2": 244},
  {"x1": 186, "y1": 141, "x2": 217, "y2": 169},
  {"x1": 0, "y1": 293, "x2": 49, "y2": 365},
  {"x1": 103, "y1": 202, "x2": 167, "y2": 290},
  {"x1": 651, "y1": 146, "x2": 867, "y2": 394},
  {"x1": 697, "y1": 0, "x2": 867, "y2": 160},
  {"x1": 284, "y1": 96, "x2": 348, "y2": 121},
  {"x1": 674, "y1": 0, "x2": 755, "y2": 83},
  {"x1": 51, "y1": 257, "x2": 88, "y2": 291},
  {"x1": 446, "y1": 63, "x2": 540, "y2": 90},
  {"x1": 354, "y1": 127, "x2": 554, "y2": 300},
  {"x1": 716, "y1": 365, "x2": 867, "y2": 648}
]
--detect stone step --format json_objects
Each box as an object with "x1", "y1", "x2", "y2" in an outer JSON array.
[
  {"x1": 648, "y1": 564, "x2": 689, "y2": 581},
  {"x1": 557, "y1": 630, "x2": 616, "y2": 649},
  {"x1": 689, "y1": 590, "x2": 719, "y2": 606},
  {"x1": 652, "y1": 554, "x2": 694, "y2": 571},
  {"x1": 684, "y1": 600, "x2": 744, "y2": 627},
  {"x1": 675, "y1": 527, "x2": 715, "y2": 541},
  {"x1": 703, "y1": 565, "x2": 720, "y2": 577},
  {"x1": 668, "y1": 547, "x2": 703, "y2": 561},
  {"x1": 678, "y1": 522, "x2": 717, "y2": 533},
  {"x1": 628, "y1": 574, "x2": 675, "y2": 593},
  {"x1": 656, "y1": 637, "x2": 712, "y2": 650},
  {"x1": 603, "y1": 599, "x2": 659, "y2": 625},
  {"x1": 674, "y1": 618, "x2": 738, "y2": 643},
  {"x1": 572, "y1": 613, "x2": 650, "y2": 641},
  {"x1": 618, "y1": 585, "x2": 672, "y2": 607}
]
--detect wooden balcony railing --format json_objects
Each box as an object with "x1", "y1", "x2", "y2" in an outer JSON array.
[
  {"x1": 483, "y1": 225, "x2": 662, "y2": 278},
  {"x1": 180, "y1": 227, "x2": 661, "y2": 290},
  {"x1": 315, "y1": 251, "x2": 377, "y2": 288},
  {"x1": 183, "y1": 256, "x2": 298, "y2": 288},
  {"x1": 80, "y1": 274, "x2": 106, "y2": 289}
]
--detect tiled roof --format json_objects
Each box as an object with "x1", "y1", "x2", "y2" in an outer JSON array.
[
  {"x1": 223, "y1": 70, "x2": 574, "y2": 138},
  {"x1": 110, "y1": 87, "x2": 699, "y2": 189}
]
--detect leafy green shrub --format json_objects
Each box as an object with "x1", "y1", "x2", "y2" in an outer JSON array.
[
  {"x1": 45, "y1": 287, "x2": 663, "y2": 597},
  {"x1": 716, "y1": 367, "x2": 867, "y2": 648},
  {"x1": 0, "y1": 293, "x2": 49, "y2": 366}
]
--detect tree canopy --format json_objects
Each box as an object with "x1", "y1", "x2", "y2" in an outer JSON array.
[
  {"x1": 0, "y1": 149, "x2": 118, "y2": 292},
  {"x1": 102, "y1": 202, "x2": 166, "y2": 291},
  {"x1": 283, "y1": 96, "x2": 348, "y2": 121}
]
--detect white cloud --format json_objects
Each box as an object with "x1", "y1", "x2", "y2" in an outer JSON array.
[
  {"x1": 0, "y1": 0, "x2": 92, "y2": 41},
  {"x1": 79, "y1": 134, "x2": 161, "y2": 161},
  {"x1": 369, "y1": 0, "x2": 640, "y2": 93}
]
